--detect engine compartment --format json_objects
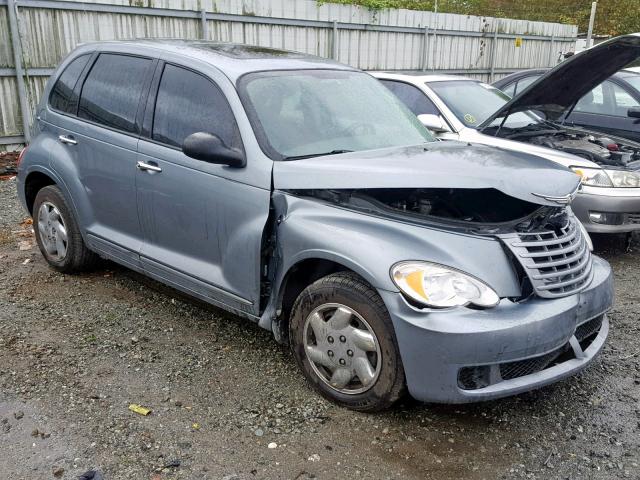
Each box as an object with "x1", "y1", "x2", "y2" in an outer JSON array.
[
  {"x1": 498, "y1": 125, "x2": 640, "y2": 169},
  {"x1": 290, "y1": 188, "x2": 561, "y2": 233}
]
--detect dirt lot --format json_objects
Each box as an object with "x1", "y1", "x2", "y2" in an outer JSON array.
[{"x1": 1, "y1": 176, "x2": 639, "y2": 480}]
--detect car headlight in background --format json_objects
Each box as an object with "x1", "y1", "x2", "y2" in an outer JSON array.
[
  {"x1": 391, "y1": 261, "x2": 500, "y2": 308},
  {"x1": 605, "y1": 169, "x2": 640, "y2": 188},
  {"x1": 571, "y1": 167, "x2": 613, "y2": 187},
  {"x1": 572, "y1": 166, "x2": 640, "y2": 188}
]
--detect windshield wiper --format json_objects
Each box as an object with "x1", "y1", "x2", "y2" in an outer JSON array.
[{"x1": 283, "y1": 149, "x2": 354, "y2": 161}]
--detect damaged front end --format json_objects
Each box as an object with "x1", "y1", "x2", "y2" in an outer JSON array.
[{"x1": 286, "y1": 186, "x2": 592, "y2": 302}]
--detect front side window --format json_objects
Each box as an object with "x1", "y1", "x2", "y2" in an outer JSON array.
[
  {"x1": 428, "y1": 80, "x2": 540, "y2": 129},
  {"x1": 610, "y1": 82, "x2": 640, "y2": 114},
  {"x1": 78, "y1": 54, "x2": 152, "y2": 133},
  {"x1": 49, "y1": 54, "x2": 91, "y2": 114},
  {"x1": 575, "y1": 82, "x2": 607, "y2": 114},
  {"x1": 152, "y1": 64, "x2": 241, "y2": 149},
  {"x1": 239, "y1": 70, "x2": 434, "y2": 160},
  {"x1": 379, "y1": 80, "x2": 440, "y2": 116}
]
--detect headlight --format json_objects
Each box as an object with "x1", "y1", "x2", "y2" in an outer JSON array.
[
  {"x1": 571, "y1": 167, "x2": 613, "y2": 187},
  {"x1": 391, "y1": 261, "x2": 500, "y2": 308},
  {"x1": 605, "y1": 169, "x2": 640, "y2": 188},
  {"x1": 572, "y1": 166, "x2": 640, "y2": 188}
]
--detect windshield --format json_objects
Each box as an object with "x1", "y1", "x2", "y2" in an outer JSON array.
[
  {"x1": 239, "y1": 70, "x2": 435, "y2": 160},
  {"x1": 428, "y1": 80, "x2": 542, "y2": 129}
]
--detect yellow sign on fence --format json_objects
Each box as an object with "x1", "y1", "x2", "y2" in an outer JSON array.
[{"x1": 515, "y1": 37, "x2": 523, "y2": 47}]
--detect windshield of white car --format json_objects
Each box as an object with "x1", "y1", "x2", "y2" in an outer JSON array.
[
  {"x1": 239, "y1": 70, "x2": 435, "y2": 160},
  {"x1": 427, "y1": 80, "x2": 542, "y2": 129}
]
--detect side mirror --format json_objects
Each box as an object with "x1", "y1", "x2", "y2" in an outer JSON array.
[
  {"x1": 182, "y1": 132, "x2": 246, "y2": 168},
  {"x1": 417, "y1": 114, "x2": 450, "y2": 133},
  {"x1": 627, "y1": 107, "x2": 640, "y2": 119}
]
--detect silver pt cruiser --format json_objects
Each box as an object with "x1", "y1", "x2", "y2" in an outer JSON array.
[{"x1": 17, "y1": 40, "x2": 613, "y2": 411}]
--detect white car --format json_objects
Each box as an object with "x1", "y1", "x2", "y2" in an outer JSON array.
[{"x1": 372, "y1": 34, "x2": 640, "y2": 234}]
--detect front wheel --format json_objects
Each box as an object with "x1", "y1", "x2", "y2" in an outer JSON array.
[{"x1": 290, "y1": 272, "x2": 406, "y2": 411}]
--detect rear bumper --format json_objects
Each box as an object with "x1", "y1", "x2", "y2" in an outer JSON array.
[
  {"x1": 381, "y1": 256, "x2": 613, "y2": 403},
  {"x1": 572, "y1": 187, "x2": 640, "y2": 233}
]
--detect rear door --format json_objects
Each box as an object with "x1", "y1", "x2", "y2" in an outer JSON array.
[
  {"x1": 52, "y1": 52, "x2": 155, "y2": 268},
  {"x1": 136, "y1": 62, "x2": 271, "y2": 316}
]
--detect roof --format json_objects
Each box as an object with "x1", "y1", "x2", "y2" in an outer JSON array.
[
  {"x1": 370, "y1": 71, "x2": 473, "y2": 83},
  {"x1": 75, "y1": 39, "x2": 354, "y2": 82}
]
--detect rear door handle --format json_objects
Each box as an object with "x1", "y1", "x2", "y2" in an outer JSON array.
[
  {"x1": 136, "y1": 161, "x2": 162, "y2": 173},
  {"x1": 58, "y1": 134, "x2": 77, "y2": 145}
]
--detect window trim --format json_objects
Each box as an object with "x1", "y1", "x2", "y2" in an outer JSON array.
[
  {"x1": 142, "y1": 60, "x2": 245, "y2": 155},
  {"x1": 47, "y1": 52, "x2": 97, "y2": 117},
  {"x1": 70, "y1": 52, "x2": 157, "y2": 138}
]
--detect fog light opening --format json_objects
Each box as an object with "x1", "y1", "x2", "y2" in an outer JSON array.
[{"x1": 589, "y1": 211, "x2": 624, "y2": 225}]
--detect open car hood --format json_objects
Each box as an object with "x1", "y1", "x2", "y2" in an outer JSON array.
[
  {"x1": 273, "y1": 142, "x2": 580, "y2": 207},
  {"x1": 480, "y1": 33, "x2": 640, "y2": 126}
]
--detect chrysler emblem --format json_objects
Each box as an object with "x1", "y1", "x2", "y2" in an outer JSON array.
[{"x1": 531, "y1": 185, "x2": 580, "y2": 205}]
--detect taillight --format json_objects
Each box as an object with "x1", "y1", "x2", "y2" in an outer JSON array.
[{"x1": 16, "y1": 147, "x2": 27, "y2": 167}]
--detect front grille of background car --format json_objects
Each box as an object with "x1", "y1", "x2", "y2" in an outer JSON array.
[
  {"x1": 457, "y1": 315, "x2": 604, "y2": 390},
  {"x1": 500, "y1": 215, "x2": 593, "y2": 299},
  {"x1": 627, "y1": 213, "x2": 640, "y2": 225}
]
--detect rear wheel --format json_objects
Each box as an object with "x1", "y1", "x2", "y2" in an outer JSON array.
[
  {"x1": 290, "y1": 272, "x2": 405, "y2": 411},
  {"x1": 33, "y1": 185, "x2": 99, "y2": 273}
]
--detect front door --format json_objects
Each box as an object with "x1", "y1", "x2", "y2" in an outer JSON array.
[
  {"x1": 136, "y1": 62, "x2": 271, "y2": 316},
  {"x1": 567, "y1": 80, "x2": 640, "y2": 143}
]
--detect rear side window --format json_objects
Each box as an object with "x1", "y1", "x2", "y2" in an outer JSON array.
[
  {"x1": 380, "y1": 80, "x2": 440, "y2": 116},
  {"x1": 78, "y1": 54, "x2": 152, "y2": 133},
  {"x1": 152, "y1": 64, "x2": 241, "y2": 149},
  {"x1": 49, "y1": 54, "x2": 91, "y2": 114}
]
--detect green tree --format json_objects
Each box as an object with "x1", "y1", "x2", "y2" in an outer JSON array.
[{"x1": 320, "y1": 0, "x2": 640, "y2": 36}]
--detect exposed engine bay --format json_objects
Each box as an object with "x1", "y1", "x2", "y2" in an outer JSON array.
[
  {"x1": 490, "y1": 123, "x2": 640, "y2": 169},
  {"x1": 289, "y1": 188, "x2": 564, "y2": 234}
]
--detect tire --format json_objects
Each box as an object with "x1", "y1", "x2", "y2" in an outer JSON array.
[
  {"x1": 290, "y1": 271, "x2": 406, "y2": 412},
  {"x1": 33, "y1": 185, "x2": 99, "y2": 273}
]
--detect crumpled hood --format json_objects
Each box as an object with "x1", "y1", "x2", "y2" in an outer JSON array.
[
  {"x1": 273, "y1": 141, "x2": 581, "y2": 207},
  {"x1": 480, "y1": 33, "x2": 640, "y2": 126}
]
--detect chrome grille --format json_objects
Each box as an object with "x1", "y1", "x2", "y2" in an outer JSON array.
[{"x1": 501, "y1": 216, "x2": 593, "y2": 299}]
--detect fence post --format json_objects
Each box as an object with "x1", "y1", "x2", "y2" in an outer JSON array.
[
  {"x1": 200, "y1": 9, "x2": 208, "y2": 40},
  {"x1": 7, "y1": 0, "x2": 31, "y2": 143},
  {"x1": 548, "y1": 33, "x2": 556, "y2": 66},
  {"x1": 421, "y1": 26, "x2": 429, "y2": 71},
  {"x1": 489, "y1": 23, "x2": 499, "y2": 83},
  {"x1": 331, "y1": 20, "x2": 338, "y2": 59}
]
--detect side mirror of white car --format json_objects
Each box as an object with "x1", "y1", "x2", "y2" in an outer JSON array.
[{"x1": 417, "y1": 114, "x2": 451, "y2": 133}]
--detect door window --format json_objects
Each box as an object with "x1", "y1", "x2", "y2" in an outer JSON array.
[
  {"x1": 78, "y1": 54, "x2": 152, "y2": 133},
  {"x1": 575, "y1": 82, "x2": 607, "y2": 114},
  {"x1": 49, "y1": 54, "x2": 91, "y2": 114},
  {"x1": 379, "y1": 80, "x2": 440, "y2": 116},
  {"x1": 610, "y1": 82, "x2": 640, "y2": 115},
  {"x1": 152, "y1": 64, "x2": 241, "y2": 149}
]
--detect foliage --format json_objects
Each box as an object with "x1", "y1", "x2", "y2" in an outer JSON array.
[{"x1": 319, "y1": 0, "x2": 640, "y2": 36}]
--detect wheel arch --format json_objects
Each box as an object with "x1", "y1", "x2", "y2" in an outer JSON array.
[
  {"x1": 24, "y1": 170, "x2": 57, "y2": 215},
  {"x1": 269, "y1": 253, "x2": 382, "y2": 344}
]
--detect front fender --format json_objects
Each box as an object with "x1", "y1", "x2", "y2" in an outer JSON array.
[{"x1": 259, "y1": 191, "x2": 522, "y2": 336}]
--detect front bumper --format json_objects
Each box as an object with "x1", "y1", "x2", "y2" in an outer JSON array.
[
  {"x1": 380, "y1": 255, "x2": 613, "y2": 404},
  {"x1": 572, "y1": 187, "x2": 640, "y2": 233}
]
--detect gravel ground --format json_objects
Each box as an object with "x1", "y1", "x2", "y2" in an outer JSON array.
[{"x1": 1, "y1": 177, "x2": 639, "y2": 480}]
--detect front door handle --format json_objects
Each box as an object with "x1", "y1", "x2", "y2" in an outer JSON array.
[
  {"x1": 136, "y1": 161, "x2": 162, "y2": 173},
  {"x1": 58, "y1": 134, "x2": 77, "y2": 145}
]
